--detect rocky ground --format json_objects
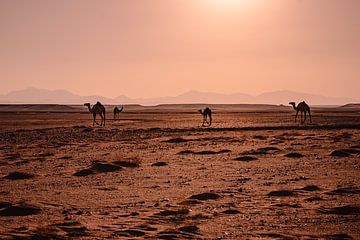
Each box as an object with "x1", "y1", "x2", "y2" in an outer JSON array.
[{"x1": 0, "y1": 109, "x2": 359, "y2": 239}]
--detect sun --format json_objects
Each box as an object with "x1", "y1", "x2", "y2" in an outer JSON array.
[
  {"x1": 199, "y1": 0, "x2": 259, "y2": 13},
  {"x1": 207, "y1": 0, "x2": 254, "y2": 8}
]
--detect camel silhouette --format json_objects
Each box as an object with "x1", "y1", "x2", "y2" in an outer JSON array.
[
  {"x1": 289, "y1": 101, "x2": 312, "y2": 124},
  {"x1": 199, "y1": 107, "x2": 212, "y2": 126},
  {"x1": 84, "y1": 102, "x2": 106, "y2": 126},
  {"x1": 113, "y1": 106, "x2": 124, "y2": 121}
]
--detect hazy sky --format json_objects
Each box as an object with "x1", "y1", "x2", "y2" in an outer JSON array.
[{"x1": 0, "y1": 0, "x2": 359, "y2": 98}]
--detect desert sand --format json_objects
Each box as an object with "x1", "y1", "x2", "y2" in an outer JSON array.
[{"x1": 0, "y1": 105, "x2": 359, "y2": 239}]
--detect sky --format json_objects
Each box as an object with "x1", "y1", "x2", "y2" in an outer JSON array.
[{"x1": 0, "y1": 0, "x2": 359, "y2": 99}]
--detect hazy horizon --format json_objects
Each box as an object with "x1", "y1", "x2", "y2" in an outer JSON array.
[
  {"x1": 0, "y1": 86, "x2": 360, "y2": 101},
  {"x1": 0, "y1": 86, "x2": 358, "y2": 105},
  {"x1": 1, "y1": 0, "x2": 359, "y2": 99},
  {"x1": 1, "y1": 86, "x2": 360, "y2": 101}
]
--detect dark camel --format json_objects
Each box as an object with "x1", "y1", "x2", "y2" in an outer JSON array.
[
  {"x1": 113, "y1": 106, "x2": 124, "y2": 120},
  {"x1": 84, "y1": 102, "x2": 106, "y2": 126},
  {"x1": 199, "y1": 107, "x2": 212, "y2": 126},
  {"x1": 289, "y1": 101, "x2": 312, "y2": 124}
]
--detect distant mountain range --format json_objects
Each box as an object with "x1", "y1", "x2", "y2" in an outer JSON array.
[{"x1": 0, "y1": 87, "x2": 358, "y2": 105}]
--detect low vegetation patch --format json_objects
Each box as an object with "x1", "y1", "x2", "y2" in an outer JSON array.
[
  {"x1": 73, "y1": 169, "x2": 95, "y2": 177},
  {"x1": 284, "y1": 152, "x2": 304, "y2": 158},
  {"x1": 267, "y1": 190, "x2": 295, "y2": 197},
  {"x1": 234, "y1": 156, "x2": 258, "y2": 162},
  {"x1": 330, "y1": 150, "x2": 351, "y2": 157},
  {"x1": 162, "y1": 137, "x2": 189, "y2": 143},
  {"x1": 178, "y1": 149, "x2": 231, "y2": 155},
  {"x1": 318, "y1": 205, "x2": 360, "y2": 215},
  {"x1": 91, "y1": 162, "x2": 121, "y2": 172},
  {"x1": 4, "y1": 171, "x2": 34, "y2": 180},
  {"x1": 110, "y1": 153, "x2": 141, "y2": 168},
  {"x1": 0, "y1": 203, "x2": 41, "y2": 216},
  {"x1": 327, "y1": 187, "x2": 360, "y2": 195},
  {"x1": 189, "y1": 192, "x2": 221, "y2": 201},
  {"x1": 152, "y1": 162, "x2": 168, "y2": 167},
  {"x1": 298, "y1": 185, "x2": 321, "y2": 192}
]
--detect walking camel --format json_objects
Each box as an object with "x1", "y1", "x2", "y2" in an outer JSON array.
[
  {"x1": 113, "y1": 106, "x2": 124, "y2": 121},
  {"x1": 289, "y1": 101, "x2": 312, "y2": 124},
  {"x1": 199, "y1": 107, "x2": 212, "y2": 126},
  {"x1": 84, "y1": 102, "x2": 106, "y2": 126}
]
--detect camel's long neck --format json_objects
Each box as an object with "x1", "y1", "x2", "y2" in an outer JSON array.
[
  {"x1": 291, "y1": 104, "x2": 297, "y2": 111},
  {"x1": 87, "y1": 105, "x2": 93, "y2": 113},
  {"x1": 199, "y1": 110, "x2": 204, "y2": 115}
]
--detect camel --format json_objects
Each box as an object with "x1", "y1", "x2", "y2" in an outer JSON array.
[
  {"x1": 289, "y1": 101, "x2": 312, "y2": 124},
  {"x1": 113, "y1": 106, "x2": 124, "y2": 120},
  {"x1": 84, "y1": 101, "x2": 106, "y2": 126},
  {"x1": 199, "y1": 107, "x2": 212, "y2": 126}
]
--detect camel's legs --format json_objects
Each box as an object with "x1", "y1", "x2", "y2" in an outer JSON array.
[
  {"x1": 98, "y1": 114, "x2": 102, "y2": 126},
  {"x1": 304, "y1": 111, "x2": 307, "y2": 123},
  {"x1": 300, "y1": 111, "x2": 303, "y2": 123},
  {"x1": 208, "y1": 114, "x2": 212, "y2": 126},
  {"x1": 308, "y1": 110, "x2": 312, "y2": 123},
  {"x1": 93, "y1": 113, "x2": 99, "y2": 126},
  {"x1": 104, "y1": 111, "x2": 105, "y2": 127},
  {"x1": 295, "y1": 110, "x2": 299, "y2": 123}
]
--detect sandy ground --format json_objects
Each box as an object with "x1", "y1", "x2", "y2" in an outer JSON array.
[{"x1": 0, "y1": 108, "x2": 359, "y2": 239}]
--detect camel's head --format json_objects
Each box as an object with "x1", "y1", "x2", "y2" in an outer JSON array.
[
  {"x1": 198, "y1": 109, "x2": 203, "y2": 114},
  {"x1": 289, "y1": 102, "x2": 295, "y2": 106},
  {"x1": 84, "y1": 103, "x2": 90, "y2": 107}
]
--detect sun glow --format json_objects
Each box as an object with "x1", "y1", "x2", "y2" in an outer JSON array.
[
  {"x1": 199, "y1": 0, "x2": 260, "y2": 15},
  {"x1": 207, "y1": 0, "x2": 256, "y2": 8}
]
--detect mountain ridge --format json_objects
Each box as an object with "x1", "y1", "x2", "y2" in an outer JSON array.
[{"x1": 0, "y1": 87, "x2": 357, "y2": 105}]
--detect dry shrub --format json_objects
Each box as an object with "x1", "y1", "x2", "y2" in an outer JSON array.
[
  {"x1": 31, "y1": 226, "x2": 66, "y2": 240},
  {"x1": 110, "y1": 152, "x2": 141, "y2": 168}
]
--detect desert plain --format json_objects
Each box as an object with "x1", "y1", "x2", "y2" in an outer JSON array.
[{"x1": 0, "y1": 104, "x2": 359, "y2": 239}]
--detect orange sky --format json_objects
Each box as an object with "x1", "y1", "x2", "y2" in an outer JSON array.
[{"x1": 0, "y1": 0, "x2": 359, "y2": 99}]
